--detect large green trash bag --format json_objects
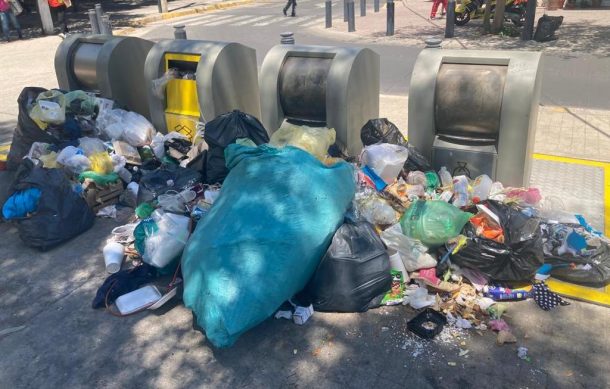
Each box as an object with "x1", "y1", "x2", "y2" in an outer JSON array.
[
  {"x1": 182, "y1": 144, "x2": 355, "y2": 347},
  {"x1": 400, "y1": 200, "x2": 473, "y2": 247}
]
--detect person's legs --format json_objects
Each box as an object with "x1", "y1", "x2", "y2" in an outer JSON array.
[
  {"x1": 0, "y1": 12, "x2": 10, "y2": 41},
  {"x1": 290, "y1": 0, "x2": 296, "y2": 16},
  {"x1": 430, "y1": 0, "x2": 442, "y2": 18},
  {"x1": 8, "y1": 10, "x2": 22, "y2": 38},
  {"x1": 57, "y1": 5, "x2": 68, "y2": 32},
  {"x1": 283, "y1": 0, "x2": 289, "y2": 15}
]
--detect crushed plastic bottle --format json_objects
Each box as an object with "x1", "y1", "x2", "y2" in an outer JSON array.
[
  {"x1": 471, "y1": 175, "x2": 492, "y2": 203},
  {"x1": 438, "y1": 166, "x2": 453, "y2": 188},
  {"x1": 452, "y1": 176, "x2": 470, "y2": 208}
]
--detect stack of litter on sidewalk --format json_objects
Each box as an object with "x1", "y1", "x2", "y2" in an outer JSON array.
[{"x1": 1, "y1": 88, "x2": 608, "y2": 357}]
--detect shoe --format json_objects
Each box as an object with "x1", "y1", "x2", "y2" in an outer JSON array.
[
  {"x1": 411, "y1": 268, "x2": 460, "y2": 293},
  {"x1": 283, "y1": 8, "x2": 287, "y2": 15},
  {"x1": 17, "y1": 31, "x2": 23, "y2": 39},
  {"x1": 291, "y1": 13, "x2": 296, "y2": 17}
]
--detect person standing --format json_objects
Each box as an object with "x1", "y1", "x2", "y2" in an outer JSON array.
[
  {"x1": 48, "y1": 0, "x2": 69, "y2": 34},
  {"x1": 283, "y1": 0, "x2": 296, "y2": 17},
  {"x1": 430, "y1": 0, "x2": 447, "y2": 19},
  {"x1": 0, "y1": 0, "x2": 23, "y2": 42}
]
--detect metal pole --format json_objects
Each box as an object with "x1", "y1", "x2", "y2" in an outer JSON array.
[
  {"x1": 88, "y1": 9, "x2": 100, "y2": 34},
  {"x1": 344, "y1": 0, "x2": 348, "y2": 22},
  {"x1": 159, "y1": 0, "x2": 168, "y2": 13},
  {"x1": 95, "y1": 3, "x2": 104, "y2": 31},
  {"x1": 280, "y1": 32, "x2": 295, "y2": 44},
  {"x1": 445, "y1": 0, "x2": 455, "y2": 38},
  {"x1": 386, "y1": 0, "x2": 394, "y2": 36},
  {"x1": 347, "y1": 0, "x2": 355, "y2": 31},
  {"x1": 325, "y1": 0, "x2": 332, "y2": 28},
  {"x1": 100, "y1": 14, "x2": 113, "y2": 35},
  {"x1": 374, "y1": 0, "x2": 379, "y2": 12},
  {"x1": 521, "y1": 0, "x2": 536, "y2": 41},
  {"x1": 360, "y1": 0, "x2": 366, "y2": 16},
  {"x1": 174, "y1": 25, "x2": 187, "y2": 39}
]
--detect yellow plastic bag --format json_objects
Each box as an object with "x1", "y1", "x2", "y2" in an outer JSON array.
[
  {"x1": 89, "y1": 152, "x2": 114, "y2": 175},
  {"x1": 270, "y1": 123, "x2": 336, "y2": 162}
]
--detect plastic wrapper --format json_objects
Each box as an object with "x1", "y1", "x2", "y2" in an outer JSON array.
[
  {"x1": 143, "y1": 210, "x2": 191, "y2": 268},
  {"x1": 301, "y1": 221, "x2": 391, "y2": 312},
  {"x1": 400, "y1": 200, "x2": 473, "y2": 247},
  {"x1": 449, "y1": 201, "x2": 544, "y2": 282},
  {"x1": 121, "y1": 111, "x2": 155, "y2": 147},
  {"x1": 89, "y1": 152, "x2": 114, "y2": 175},
  {"x1": 182, "y1": 144, "x2": 355, "y2": 347},
  {"x1": 270, "y1": 123, "x2": 336, "y2": 161},
  {"x1": 360, "y1": 143, "x2": 409, "y2": 185},
  {"x1": 381, "y1": 223, "x2": 437, "y2": 272},
  {"x1": 354, "y1": 187, "x2": 397, "y2": 225}
]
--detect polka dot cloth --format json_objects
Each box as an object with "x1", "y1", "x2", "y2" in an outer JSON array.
[{"x1": 532, "y1": 282, "x2": 570, "y2": 311}]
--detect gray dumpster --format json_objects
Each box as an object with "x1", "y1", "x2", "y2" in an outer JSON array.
[
  {"x1": 143, "y1": 39, "x2": 261, "y2": 140},
  {"x1": 55, "y1": 34, "x2": 154, "y2": 119},
  {"x1": 260, "y1": 44, "x2": 380, "y2": 157},
  {"x1": 408, "y1": 49, "x2": 542, "y2": 187}
]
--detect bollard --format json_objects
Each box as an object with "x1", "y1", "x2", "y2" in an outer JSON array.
[
  {"x1": 374, "y1": 0, "x2": 379, "y2": 12},
  {"x1": 95, "y1": 4, "x2": 104, "y2": 32},
  {"x1": 425, "y1": 37, "x2": 442, "y2": 48},
  {"x1": 386, "y1": 0, "x2": 394, "y2": 36},
  {"x1": 280, "y1": 32, "x2": 295, "y2": 44},
  {"x1": 347, "y1": 0, "x2": 355, "y2": 32},
  {"x1": 344, "y1": 0, "x2": 348, "y2": 22},
  {"x1": 174, "y1": 25, "x2": 187, "y2": 39},
  {"x1": 88, "y1": 9, "x2": 100, "y2": 34},
  {"x1": 521, "y1": 0, "x2": 536, "y2": 41},
  {"x1": 326, "y1": 0, "x2": 332, "y2": 28},
  {"x1": 360, "y1": 0, "x2": 366, "y2": 16},
  {"x1": 445, "y1": 0, "x2": 455, "y2": 38},
  {"x1": 100, "y1": 14, "x2": 113, "y2": 35}
]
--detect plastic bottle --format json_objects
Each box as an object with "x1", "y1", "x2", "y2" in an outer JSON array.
[
  {"x1": 483, "y1": 285, "x2": 530, "y2": 301},
  {"x1": 452, "y1": 176, "x2": 470, "y2": 208},
  {"x1": 471, "y1": 175, "x2": 493, "y2": 203},
  {"x1": 438, "y1": 166, "x2": 453, "y2": 188}
]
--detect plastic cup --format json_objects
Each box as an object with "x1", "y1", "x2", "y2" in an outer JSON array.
[{"x1": 103, "y1": 241, "x2": 124, "y2": 274}]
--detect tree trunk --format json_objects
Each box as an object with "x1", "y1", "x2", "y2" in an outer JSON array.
[
  {"x1": 37, "y1": 0, "x2": 54, "y2": 35},
  {"x1": 482, "y1": 0, "x2": 493, "y2": 34},
  {"x1": 491, "y1": 0, "x2": 506, "y2": 34}
]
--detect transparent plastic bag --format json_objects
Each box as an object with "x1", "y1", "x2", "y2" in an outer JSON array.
[
  {"x1": 270, "y1": 123, "x2": 336, "y2": 161},
  {"x1": 381, "y1": 223, "x2": 437, "y2": 272},
  {"x1": 27, "y1": 142, "x2": 52, "y2": 160},
  {"x1": 353, "y1": 187, "x2": 397, "y2": 225},
  {"x1": 78, "y1": 137, "x2": 107, "y2": 157},
  {"x1": 64, "y1": 154, "x2": 91, "y2": 174},
  {"x1": 360, "y1": 143, "x2": 409, "y2": 185},
  {"x1": 121, "y1": 111, "x2": 155, "y2": 147},
  {"x1": 152, "y1": 68, "x2": 179, "y2": 99},
  {"x1": 97, "y1": 108, "x2": 127, "y2": 140},
  {"x1": 143, "y1": 210, "x2": 191, "y2": 268}
]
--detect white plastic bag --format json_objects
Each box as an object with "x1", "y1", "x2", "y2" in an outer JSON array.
[
  {"x1": 152, "y1": 68, "x2": 179, "y2": 99},
  {"x1": 381, "y1": 223, "x2": 437, "y2": 272},
  {"x1": 143, "y1": 210, "x2": 191, "y2": 268},
  {"x1": 97, "y1": 108, "x2": 128, "y2": 140},
  {"x1": 64, "y1": 154, "x2": 91, "y2": 174},
  {"x1": 56, "y1": 146, "x2": 82, "y2": 166},
  {"x1": 360, "y1": 143, "x2": 409, "y2": 185},
  {"x1": 150, "y1": 133, "x2": 165, "y2": 159},
  {"x1": 121, "y1": 111, "x2": 155, "y2": 147}
]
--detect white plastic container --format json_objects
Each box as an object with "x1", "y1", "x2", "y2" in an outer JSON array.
[
  {"x1": 360, "y1": 143, "x2": 409, "y2": 185},
  {"x1": 115, "y1": 285, "x2": 162, "y2": 315},
  {"x1": 103, "y1": 241, "x2": 125, "y2": 274},
  {"x1": 471, "y1": 174, "x2": 493, "y2": 202}
]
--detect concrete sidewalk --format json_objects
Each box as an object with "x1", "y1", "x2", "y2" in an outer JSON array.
[{"x1": 321, "y1": 0, "x2": 610, "y2": 57}]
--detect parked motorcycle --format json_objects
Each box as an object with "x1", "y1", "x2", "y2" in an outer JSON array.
[{"x1": 455, "y1": 0, "x2": 526, "y2": 27}]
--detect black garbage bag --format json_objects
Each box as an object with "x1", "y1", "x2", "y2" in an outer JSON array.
[
  {"x1": 361, "y1": 118, "x2": 408, "y2": 147},
  {"x1": 137, "y1": 165, "x2": 202, "y2": 204},
  {"x1": 535, "y1": 15, "x2": 564, "y2": 42},
  {"x1": 301, "y1": 221, "x2": 391, "y2": 312},
  {"x1": 10, "y1": 159, "x2": 95, "y2": 250},
  {"x1": 6, "y1": 87, "x2": 60, "y2": 171},
  {"x1": 204, "y1": 110, "x2": 269, "y2": 184},
  {"x1": 450, "y1": 201, "x2": 544, "y2": 282}
]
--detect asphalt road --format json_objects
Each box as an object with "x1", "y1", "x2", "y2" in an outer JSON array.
[{"x1": 138, "y1": 0, "x2": 610, "y2": 109}]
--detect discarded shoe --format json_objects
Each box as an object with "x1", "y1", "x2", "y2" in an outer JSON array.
[{"x1": 412, "y1": 268, "x2": 460, "y2": 293}]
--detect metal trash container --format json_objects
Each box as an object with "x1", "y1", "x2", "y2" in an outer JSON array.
[
  {"x1": 143, "y1": 39, "x2": 261, "y2": 140},
  {"x1": 55, "y1": 34, "x2": 154, "y2": 119},
  {"x1": 260, "y1": 44, "x2": 380, "y2": 157},
  {"x1": 408, "y1": 49, "x2": 542, "y2": 187}
]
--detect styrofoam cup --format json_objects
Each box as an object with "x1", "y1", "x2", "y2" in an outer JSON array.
[{"x1": 103, "y1": 241, "x2": 124, "y2": 274}]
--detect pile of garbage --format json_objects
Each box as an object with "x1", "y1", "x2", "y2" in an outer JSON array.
[{"x1": 2, "y1": 88, "x2": 609, "y2": 351}]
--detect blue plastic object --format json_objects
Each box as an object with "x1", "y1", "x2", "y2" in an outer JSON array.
[
  {"x1": 182, "y1": 144, "x2": 355, "y2": 347},
  {"x1": 2, "y1": 188, "x2": 42, "y2": 219}
]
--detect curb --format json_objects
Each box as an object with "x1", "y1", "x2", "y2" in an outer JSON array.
[{"x1": 113, "y1": 0, "x2": 255, "y2": 35}]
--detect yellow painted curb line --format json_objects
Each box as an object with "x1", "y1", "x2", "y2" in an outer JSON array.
[
  {"x1": 533, "y1": 153, "x2": 610, "y2": 237},
  {"x1": 546, "y1": 278, "x2": 610, "y2": 307}
]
